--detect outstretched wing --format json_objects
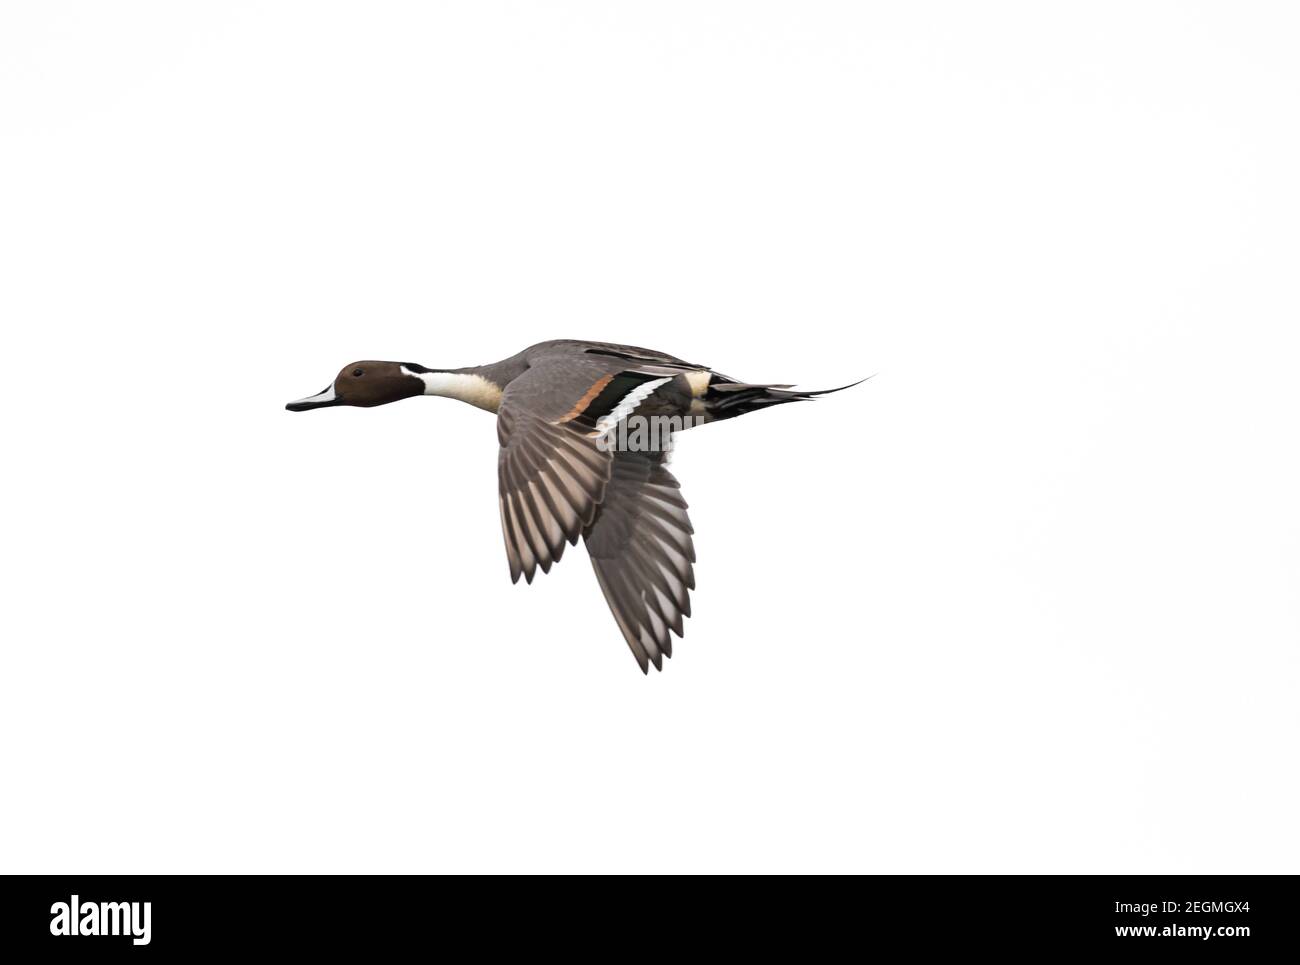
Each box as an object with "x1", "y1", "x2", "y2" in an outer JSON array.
[
  {"x1": 495, "y1": 355, "x2": 684, "y2": 584},
  {"x1": 496, "y1": 368, "x2": 612, "y2": 583},
  {"x1": 583, "y1": 450, "x2": 695, "y2": 673}
]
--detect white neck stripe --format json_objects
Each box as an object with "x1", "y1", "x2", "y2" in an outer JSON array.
[{"x1": 401, "y1": 367, "x2": 503, "y2": 412}]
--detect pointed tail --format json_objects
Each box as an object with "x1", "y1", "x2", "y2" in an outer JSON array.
[{"x1": 702, "y1": 377, "x2": 867, "y2": 422}]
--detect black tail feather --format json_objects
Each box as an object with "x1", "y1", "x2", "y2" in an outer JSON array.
[{"x1": 703, "y1": 377, "x2": 866, "y2": 421}]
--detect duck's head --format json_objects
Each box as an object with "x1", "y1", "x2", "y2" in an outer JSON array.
[{"x1": 285, "y1": 361, "x2": 425, "y2": 412}]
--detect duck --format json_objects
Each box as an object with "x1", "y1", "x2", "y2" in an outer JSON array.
[{"x1": 287, "y1": 339, "x2": 859, "y2": 673}]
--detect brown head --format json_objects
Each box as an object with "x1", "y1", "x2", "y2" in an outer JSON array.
[{"x1": 285, "y1": 361, "x2": 427, "y2": 412}]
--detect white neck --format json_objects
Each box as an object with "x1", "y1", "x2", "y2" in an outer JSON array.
[{"x1": 402, "y1": 367, "x2": 503, "y2": 413}]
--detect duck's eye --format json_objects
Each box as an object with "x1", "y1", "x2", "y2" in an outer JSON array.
[{"x1": 353, "y1": 368, "x2": 365, "y2": 378}]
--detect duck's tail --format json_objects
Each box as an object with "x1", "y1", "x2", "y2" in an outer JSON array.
[{"x1": 701, "y1": 377, "x2": 867, "y2": 423}]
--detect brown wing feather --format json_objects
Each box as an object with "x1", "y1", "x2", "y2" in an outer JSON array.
[
  {"x1": 496, "y1": 357, "x2": 696, "y2": 672},
  {"x1": 496, "y1": 368, "x2": 612, "y2": 584},
  {"x1": 583, "y1": 451, "x2": 695, "y2": 673}
]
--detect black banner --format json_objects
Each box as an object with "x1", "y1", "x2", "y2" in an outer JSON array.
[{"x1": 0, "y1": 875, "x2": 1288, "y2": 955}]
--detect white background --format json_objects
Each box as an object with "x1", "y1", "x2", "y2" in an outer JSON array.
[{"x1": 2, "y1": 3, "x2": 1296, "y2": 874}]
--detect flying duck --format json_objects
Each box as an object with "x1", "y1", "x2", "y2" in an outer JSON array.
[{"x1": 287, "y1": 339, "x2": 857, "y2": 672}]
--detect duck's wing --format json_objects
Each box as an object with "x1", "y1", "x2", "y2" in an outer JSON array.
[
  {"x1": 583, "y1": 449, "x2": 695, "y2": 673},
  {"x1": 496, "y1": 352, "x2": 698, "y2": 585},
  {"x1": 495, "y1": 361, "x2": 615, "y2": 584},
  {"x1": 496, "y1": 357, "x2": 696, "y2": 674}
]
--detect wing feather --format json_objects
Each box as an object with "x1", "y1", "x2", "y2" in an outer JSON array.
[
  {"x1": 583, "y1": 451, "x2": 695, "y2": 673},
  {"x1": 496, "y1": 357, "x2": 697, "y2": 672},
  {"x1": 496, "y1": 365, "x2": 612, "y2": 584}
]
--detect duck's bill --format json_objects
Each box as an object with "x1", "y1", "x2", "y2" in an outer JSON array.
[{"x1": 285, "y1": 385, "x2": 342, "y2": 412}]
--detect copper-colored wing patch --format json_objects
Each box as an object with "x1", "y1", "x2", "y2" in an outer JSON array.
[{"x1": 557, "y1": 374, "x2": 614, "y2": 423}]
